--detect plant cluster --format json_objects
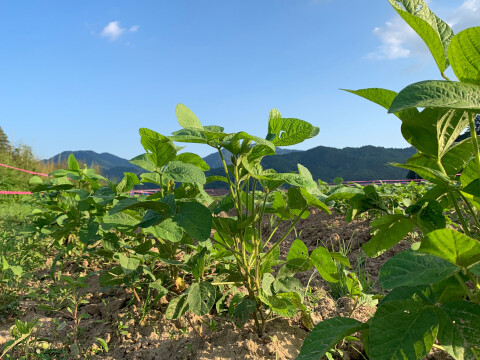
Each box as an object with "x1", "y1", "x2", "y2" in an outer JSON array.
[{"x1": 298, "y1": 0, "x2": 480, "y2": 359}]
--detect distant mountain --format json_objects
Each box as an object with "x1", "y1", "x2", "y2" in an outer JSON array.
[
  {"x1": 45, "y1": 150, "x2": 142, "y2": 180},
  {"x1": 205, "y1": 145, "x2": 417, "y2": 188},
  {"x1": 202, "y1": 148, "x2": 299, "y2": 169},
  {"x1": 47, "y1": 145, "x2": 417, "y2": 186}
]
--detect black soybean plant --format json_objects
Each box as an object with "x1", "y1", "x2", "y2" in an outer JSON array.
[
  {"x1": 161, "y1": 104, "x2": 341, "y2": 333},
  {"x1": 298, "y1": 1, "x2": 480, "y2": 359}
]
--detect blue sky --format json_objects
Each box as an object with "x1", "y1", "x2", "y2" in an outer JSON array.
[{"x1": 1, "y1": 0, "x2": 479, "y2": 160}]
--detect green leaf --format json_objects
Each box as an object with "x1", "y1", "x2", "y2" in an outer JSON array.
[
  {"x1": 174, "y1": 202, "x2": 212, "y2": 241},
  {"x1": 363, "y1": 214, "x2": 415, "y2": 258},
  {"x1": 392, "y1": 162, "x2": 451, "y2": 185},
  {"x1": 147, "y1": 218, "x2": 183, "y2": 243},
  {"x1": 175, "y1": 152, "x2": 210, "y2": 171},
  {"x1": 263, "y1": 172, "x2": 317, "y2": 189},
  {"x1": 286, "y1": 239, "x2": 312, "y2": 272},
  {"x1": 169, "y1": 128, "x2": 208, "y2": 144},
  {"x1": 388, "y1": 0, "x2": 453, "y2": 73},
  {"x1": 116, "y1": 254, "x2": 140, "y2": 275},
  {"x1": 379, "y1": 250, "x2": 459, "y2": 290},
  {"x1": 259, "y1": 292, "x2": 297, "y2": 317},
  {"x1": 130, "y1": 153, "x2": 157, "y2": 172},
  {"x1": 273, "y1": 277, "x2": 305, "y2": 302},
  {"x1": 232, "y1": 298, "x2": 257, "y2": 328},
  {"x1": 297, "y1": 317, "x2": 367, "y2": 360},
  {"x1": 287, "y1": 188, "x2": 307, "y2": 210},
  {"x1": 163, "y1": 161, "x2": 206, "y2": 185},
  {"x1": 326, "y1": 187, "x2": 363, "y2": 202},
  {"x1": 389, "y1": 81, "x2": 480, "y2": 113},
  {"x1": 420, "y1": 228, "x2": 480, "y2": 268},
  {"x1": 68, "y1": 153, "x2": 80, "y2": 172},
  {"x1": 109, "y1": 198, "x2": 170, "y2": 216},
  {"x1": 187, "y1": 282, "x2": 216, "y2": 316},
  {"x1": 175, "y1": 103, "x2": 203, "y2": 129},
  {"x1": 166, "y1": 295, "x2": 189, "y2": 319},
  {"x1": 116, "y1": 172, "x2": 140, "y2": 193},
  {"x1": 436, "y1": 300, "x2": 480, "y2": 359},
  {"x1": 448, "y1": 27, "x2": 480, "y2": 86},
  {"x1": 311, "y1": 247, "x2": 339, "y2": 283},
  {"x1": 369, "y1": 299, "x2": 438, "y2": 360},
  {"x1": 343, "y1": 88, "x2": 419, "y2": 121},
  {"x1": 267, "y1": 117, "x2": 319, "y2": 146},
  {"x1": 139, "y1": 128, "x2": 177, "y2": 168},
  {"x1": 300, "y1": 188, "x2": 331, "y2": 214}
]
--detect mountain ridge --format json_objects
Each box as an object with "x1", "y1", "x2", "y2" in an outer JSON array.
[{"x1": 45, "y1": 145, "x2": 416, "y2": 183}]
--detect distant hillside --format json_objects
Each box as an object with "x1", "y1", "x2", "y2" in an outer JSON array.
[
  {"x1": 205, "y1": 145, "x2": 417, "y2": 188},
  {"x1": 203, "y1": 148, "x2": 299, "y2": 169},
  {"x1": 47, "y1": 146, "x2": 416, "y2": 186},
  {"x1": 45, "y1": 151, "x2": 142, "y2": 180}
]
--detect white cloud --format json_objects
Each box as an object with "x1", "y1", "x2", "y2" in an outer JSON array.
[
  {"x1": 101, "y1": 21, "x2": 125, "y2": 40},
  {"x1": 449, "y1": 0, "x2": 480, "y2": 31},
  {"x1": 367, "y1": 0, "x2": 480, "y2": 60},
  {"x1": 101, "y1": 21, "x2": 139, "y2": 41}
]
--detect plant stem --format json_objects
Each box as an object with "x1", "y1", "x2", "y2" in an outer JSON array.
[
  {"x1": 448, "y1": 192, "x2": 472, "y2": 237},
  {"x1": 261, "y1": 206, "x2": 308, "y2": 260},
  {"x1": 468, "y1": 112, "x2": 480, "y2": 178}
]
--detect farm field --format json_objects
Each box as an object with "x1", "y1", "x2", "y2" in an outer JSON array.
[
  {"x1": 2, "y1": 1, "x2": 480, "y2": 359},
  {"x1": 0, "y1": 183, "x2": 438, "y2": 360}
]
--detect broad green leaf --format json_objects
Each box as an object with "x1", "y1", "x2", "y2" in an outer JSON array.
[
  {"x1": 116, "y1": 254, "x2": 140, "y2": 275},
  {"x1": 165, "y1": 295, "x2": 189, "y2": 319},
  {"x1": 102, "y1": 212, "x2": 139, "y2": 231},
  {"x1": 273, "y1": 277, "x2": 305, "y2": 302},
  {"x1": 163, "y1": 161, "x2": 206, "y2": 185},
  {"x1": 263, "y1": 172, "x2": 317, "y2": 189},
  {"x1": 109, "y1": 198, "x2": 170, "y2": 216},
  {"x1": 262, "y1": 273, "x2": 275, "y2": 296},
  {"x1": 140, "y1": 172, "x2": 163, "y2": 186},
  {"x1": 389, "y1": 81, "x2": 480, "y2": 113},
  {"x1": 343, "y1": 88, "x2": 419, "y2": 121},
  {"x1": 420, "y1": 228, "x2": 480, "y2": 268},
  {"x1": 68, "y1": 154, "x2": 80, "y2": 171},
  {"x1": 169, "y1": 128, "x2": 208, "y2": 144},
  {"x1": 379, "y1": 250, "x2": 459, "y2": 290},
  {"x1": 259, "y1": 292, "x2": 297, "y2": 317},
  {"x1": 139, "y1": 128, "x2": 177, "y2": 168},
  {"x1": 187, "y1": 282, "x2": 216, "y2": 316},
  {"x1": 175, "y1": 152, "x2": 210, "y2": 171},
  {"x1": 267, "y1": 117, "x2": 319, "y2": 146},
  {"x1": 91, "y1": 186, "x2": 115, "y2": 206},
  {"x1": 311, "y1": 247, "x2": 339, "y2": 283},
  {"x1": 369, "y1": 299, "x2": 439, "y2": 360},
  {"x1": 346, "y1": 185, "x2": 388, "y2": 222},
  {"x1": 175, "y1": 103, "x2": 203, "y2": 129},
  {"x1": 449, "y1": 27, "x2": 480, "y2": 85},
  {"x1": 392, "y1": 162, "x2": 451, "y2": 185},
  {"x1": 300, "y1": 188, "x2": 331, "y2": 214},
  {"x1": 130, "y1": 153, "x2": 157, "y2": 172},
  {"x1": 287, "y1": 188, "x2": 307, "y2": 210},
  {"x1": 232, "y1": 298, "x2": 257, "y2": 328},
  {"x1": 174, "y1": 202, "x2": 212, "y2": 241},
  {"x1": 436, "y1": 300, "x2": 480, "y2": 359},
  {"x1": 363, "y1": 214, "x2": 415, "y2": 258},
  {"x1": 461, "y1": 158, "x2": 480, "y2": 188},
  {"x1": 147, "y1": 218, "x2": 183, "y2": 242},
  {"x1": 326, "y1": 187, "x2": 363, "y2": 202},
  {"x1": 116, "y1": 172, "x2": 140, "y2": 193},
  {"x1": 228, "y1": 131, "x2": 275, "y2": 152},
  {"x1": 286, "y1": 239, "x2": 309, "y2": 262},
  {"x1": 388, "y1": 0, "x2": 453, "y2": 73},
  {"x1": 297, "y1": 317, "x2": 367, "y2": 360}
]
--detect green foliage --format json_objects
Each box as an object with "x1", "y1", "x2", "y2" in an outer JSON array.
[{"x1": 299, "y1": 1, "x2": 480, "y2": 359}]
